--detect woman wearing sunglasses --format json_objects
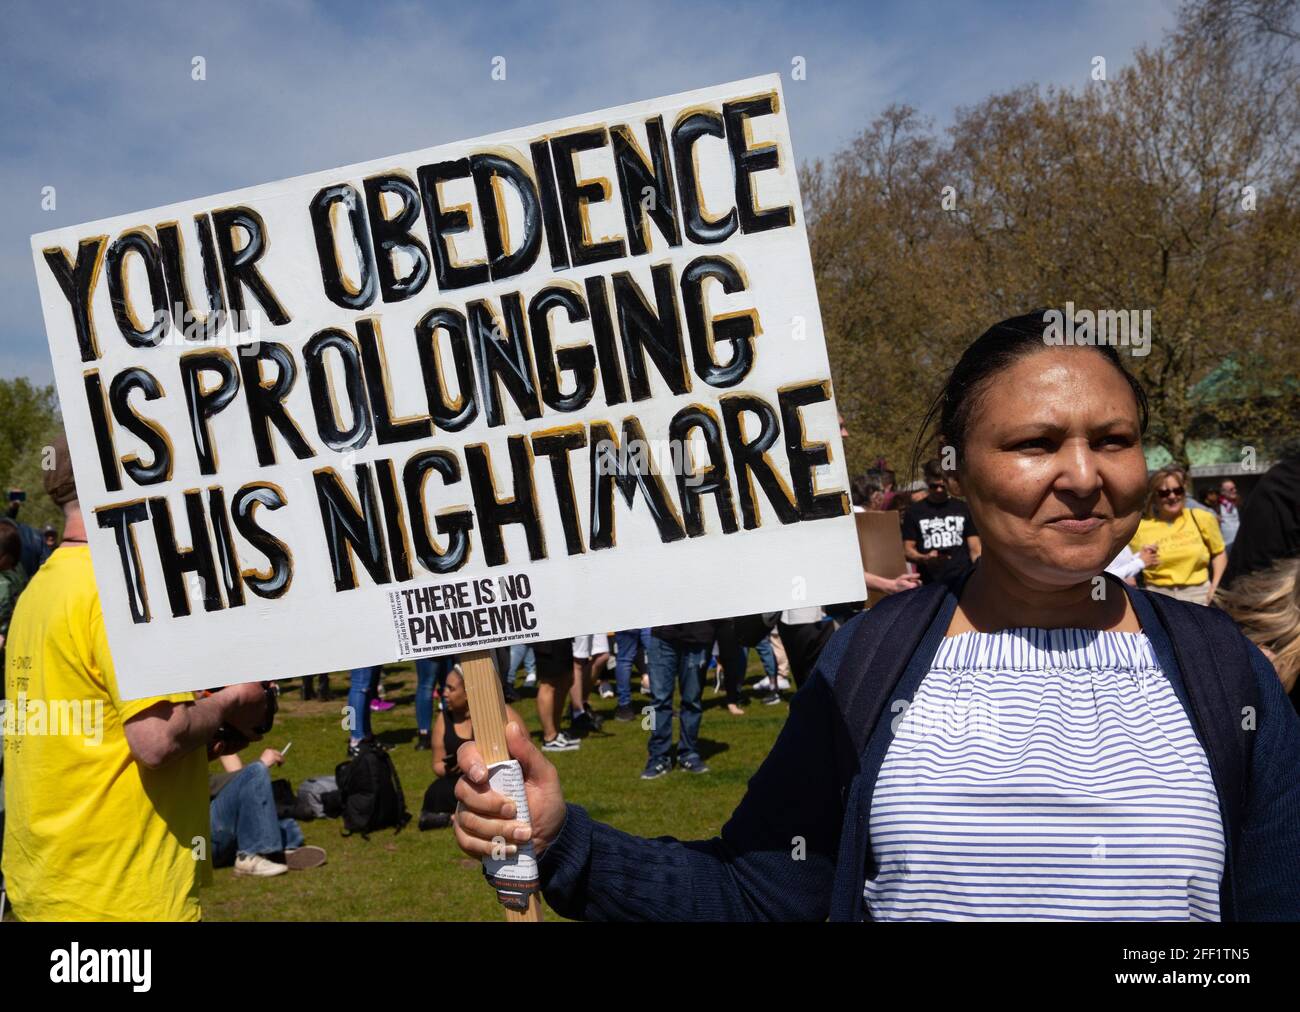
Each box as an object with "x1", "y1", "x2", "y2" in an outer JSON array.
[{"x1": 1132, "y1": 467, "x2": 1226, "y2": 605}]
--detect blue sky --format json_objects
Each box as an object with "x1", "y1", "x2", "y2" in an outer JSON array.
[{"x1": 1, "y1": 0, "x2": 1178, "y2": 384}]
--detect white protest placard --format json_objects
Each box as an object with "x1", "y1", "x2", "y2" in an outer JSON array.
[{"x1": 31, "y1": 74, "x2": 865, "y2": 700}]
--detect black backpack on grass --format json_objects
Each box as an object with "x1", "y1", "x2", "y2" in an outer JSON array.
[{"x1": 335, "y1": 742, "x2": 410, "y2": 836}]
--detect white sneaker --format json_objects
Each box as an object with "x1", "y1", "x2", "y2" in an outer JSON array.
[
  {"x1": 777, "y1": 676, "x2": 791, "y2": 690},
  {"x1": 524, "y1": 673, "x2": 537, "y2": 687},
  {"x1": 753, "y1": 676, "x2": 772, "y2": 692},
  {"x1": 599, "y1": 682, "x2": 615, "y2": 699},
  {"x1": 542, "y1": 733, "x2": 580, "y2": 752},
  {"x1": 234, "y1": 853, "x2": 289, "y2": 877}
]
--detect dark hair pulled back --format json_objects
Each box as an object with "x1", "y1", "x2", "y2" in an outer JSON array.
[{"x1": 909, "y1": 309, "x2": 1149, "y2": 479}]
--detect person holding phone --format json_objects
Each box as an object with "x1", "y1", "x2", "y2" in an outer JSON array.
[
  {"x1": 902, "y1": 459, "x2": 981, "y2": 584},
  {"x1": 210, "y1": 746, "x2": 326, "y2": 875}
]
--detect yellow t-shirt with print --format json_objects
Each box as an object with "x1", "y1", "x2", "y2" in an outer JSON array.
[
  {"x1": 1130, "y1": 508, "x2": 1225, "y2": 588},
  {"x1": 2, "y1": 546, "x2": 210, "y2": 921}
]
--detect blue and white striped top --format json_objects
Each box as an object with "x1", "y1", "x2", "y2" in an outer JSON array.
[{"x1": 865, "y1": 628, "x2": 1225, "y2": 921}]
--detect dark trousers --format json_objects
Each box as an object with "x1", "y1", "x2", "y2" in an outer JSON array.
[
  {"x1": 715, "y1": 620, "x2": 747, "y2": 704},
  {"x1": 776, "y1": 619, "x2": 835, "y2": 687}
]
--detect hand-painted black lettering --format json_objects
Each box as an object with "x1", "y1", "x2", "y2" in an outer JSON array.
[
  {"x1": 583, "y1": 274, "x2": 626, "y2": 406},
  {"x1": 528, "y1": 286, "x2": 596, "y2": 413},
  {"x1": 550, "y1": 129, "x2": 626, "y2": 267},
  {"x1": 669, "y1": 404, "x2": 738, "y2": 536},
  {"x1": 722, "y1": 95, "x2": 795, "y2": 234},
  {"x1": 464, "y1": 437, "x2": 546, "y2": 566},
  {"x1": 721, "y1": 393, "x2": 800, "y2": 528},
  {"x1": 588, "y1": 417, "x2": 686, "y2": 551},
  {"x1": 83, "y1": 370, "x2": 121, "y2": 492},
  {"x1": 207, "y1": 486, "x2": 246, "y2": 608},
  {"x1": 149, "y1": 492, "x2": 223, "y2": 617},
  {"x1": 310, "y1": 183, "x2": 378, "y2": 311},
  {"x1": 672, "y1": 111, "x2": 738, "y2": 244},
  {"x1": 680, "y1": 255, "x2": 756, "y2": 387},
  {"x1": 157, "y1": 216, "x2": 227, "y2": 340},
  {"x1": 467, "y1": 295, "x2": 542, "y2": 427},
  {"x1": 530, "y1": 425, "x2": 587, "y2": 555},
  {"x1": 230, "y1": 483, "x2": 292, "y2": 598},
  {"x1": 106, "y1": 231, "x2": 169, "y2": 348},
  {"x1": 374, "y1": 457, "x2": 413, "y2": 583},
  {"x1": 416, "y1": 159, "x2": 490, "y2": 291},
  {"x1": 529, "y1": 138, "x2": 571, "y2": 271},
  {"x1": 403, "y1": 449, "x2": 473, "y2": 575},
  {"x1": 313, "y1": 465, "x2": 390, "y2": 591},
  {"x1": 238, "y1": 342, "x2": 315, "y2": 466},
  {"x1": 303, "y1": 328, "x2": 373, "y2": 451},
  {"x1": 470, "y1": 152, "x2": 542, "y2": 281},
  {"x1": 363, "y1": 173, "x2": 431, "y2": 303},
  {"x1": 356, "y1": 317, "x2": 433, "y2": 444},
  {"x1": 179, "y1": 350, "x2": 240, "y2": 475},
  {"x1": 612, "y1": 264, "x2": 689, "y2": 400},
  {"x1": 43, "y1": 237, "x2": 108, "y2": 362},
  {"x1": 779, "y1": 381, "x2": 848, "y2": 520},
  {"x1": 611, "y1": 117, "x2": 681, "y2": 255},
  {"x1": 95, "y1": 500, "x2": 151, "y2": 623},
  {"x1": 109, "y1": 367, "x2": 172, "y2": 485},
  {"x1": 211, "y1": 206, "x2": 290, "y2": 327},
  {"x1": 413, "y1": 307, "x2": 478, "y2": 432}
]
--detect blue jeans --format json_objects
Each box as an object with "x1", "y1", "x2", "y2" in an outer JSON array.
[
  {"x1": 647, "y1": 636, "x2": 707, "y2": 765},
  {"x1": 415, "y1": 656, "x2": 456, "y2": 733},
  {"x1": 508, "y1": 644, "x2": 536, "y2": 681},
  {"x1": 348, "y1": 666, "x2": 379, "y2": 743},
  {"x1": 614, "y1": 628, "x2": 652, "y2": 707},
  {"x1": 210, "y1": 762, "x2": 304, "y2": 864},
  {"x1": 755, "y1": 637, "x2": 777, "y2": 680}
]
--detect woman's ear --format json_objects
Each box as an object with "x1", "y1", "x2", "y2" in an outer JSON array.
[{"x1": 940, "y1": 442, "x2": 963, "y2": 496}]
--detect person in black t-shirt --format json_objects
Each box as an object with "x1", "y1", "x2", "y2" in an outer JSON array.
[{"x1": 902, "y1": 459, "x2": 982, "y2": 584}]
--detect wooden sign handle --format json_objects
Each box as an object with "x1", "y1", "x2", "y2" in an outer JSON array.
[{"x1": 459, "y1": 649, "x2": 543, "y2": 922}]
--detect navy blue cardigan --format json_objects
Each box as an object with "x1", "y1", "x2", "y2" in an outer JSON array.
[{"x1": 538, "y1": 586, "x2": 1300, "y2": 921}]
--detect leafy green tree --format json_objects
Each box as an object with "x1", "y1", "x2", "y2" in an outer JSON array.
[{"x1": 0, "y1": 378, "x2": 63, "y2": 532}]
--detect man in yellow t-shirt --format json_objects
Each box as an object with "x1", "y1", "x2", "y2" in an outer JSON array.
[
  {"x1": 2, "y1": 436, "x2": 267, "y2": 921},
  {"x1": 1130, "y1": 472, "x2": 1227, "y2": 605}
]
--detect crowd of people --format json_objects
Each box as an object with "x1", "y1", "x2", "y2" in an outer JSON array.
[{"x1": 3, "y1": 310, "x2": 1300, "y2": 920}]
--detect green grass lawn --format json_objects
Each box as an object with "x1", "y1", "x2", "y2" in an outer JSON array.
[{"x1": 202, "y1": 657, "x2": 783, "y2": 921}]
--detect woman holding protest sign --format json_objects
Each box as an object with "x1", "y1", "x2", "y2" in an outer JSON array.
[{"x1": 451, "y1": 310, "x2": 1300, "y2": 921}]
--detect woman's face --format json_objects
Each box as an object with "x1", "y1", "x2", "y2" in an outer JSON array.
[
  {"x1": 444, "y1": 672, "x2": 468, "y2": 713},
  {"x1": 868, "y1": 489, "x2": 885, "y2": 511},
  {"x1": 952, "y1": 347, "x2": 1148, "y2": 590},
  {"x1": 1155, "y1": 475, "x2": 1186, "y2": 520}
]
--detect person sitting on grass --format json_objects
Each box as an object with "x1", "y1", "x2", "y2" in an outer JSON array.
[
  {"x1": 211, "y1": 747, "x2": 327, "y2": 876},
  {"x1": 420, "y1": 666, "x2": 525, "y2": 830}
]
